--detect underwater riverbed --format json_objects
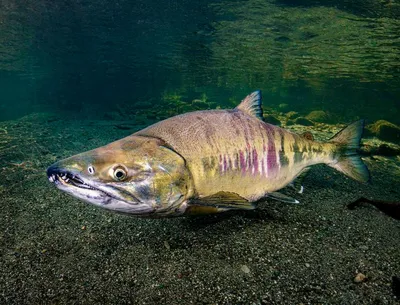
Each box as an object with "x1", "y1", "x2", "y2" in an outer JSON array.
[{"x1": 0, "y1": 112, "x2": 399, "y2": 304}]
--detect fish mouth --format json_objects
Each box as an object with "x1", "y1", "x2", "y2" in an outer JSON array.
[
  {"x1": 46, "y1": 164, "x2": 156, "y2": 215},
  {"x1": 48, "y1": 170, "x2": 98, "y2": 191},
  {"x1": 46, "y1": 165, "x2": 141, "y2": 205}
]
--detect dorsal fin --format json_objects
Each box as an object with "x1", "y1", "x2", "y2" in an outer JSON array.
[{"x1": 235, "y1": 90, "x2": 263, "y2": 120}]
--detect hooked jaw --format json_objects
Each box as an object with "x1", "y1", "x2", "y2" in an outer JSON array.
[{"x1": 46, "y1": 163, "x2": 156, "y2": 215}]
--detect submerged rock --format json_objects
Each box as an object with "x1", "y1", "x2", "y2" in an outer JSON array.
[
  {"x1": 366, "y1": 120, "x2": 400, "y2": 144},
  {"x1": 306, "y1": 110, "x2": 333, "y2": 124},
  {"x1": 240, "y1": 265, "x2": 250, "y2": 274},
  {"x1": 360, "y1": 143, "x2": 400, "y2": 157},
  {"x1": 264, "y1": 115, "x2": 281, "y2": 126},
  {"x1": 293, "y1": 117, "x2": 314, "y2": 126},
  {"x1": 354, "y1": 273, "x2": 367, "y2": 283},
  {"x1": 286, "y1": 111, "x2": 299, "y2": 119}
]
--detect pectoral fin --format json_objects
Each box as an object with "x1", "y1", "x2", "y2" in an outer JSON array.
[
  {"x1": 268, "y1": 192, "x2": 300, "y2": 204},
  {"x1": 189, "y1": 192, "x2": 256, "y2": 210}
]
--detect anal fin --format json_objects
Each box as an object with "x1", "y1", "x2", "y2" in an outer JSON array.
[
  {"x1": 268, "y1": 192, "x2": 300, "y2": 204},
  {"x1": 189, "y1": 192, "x2": 256, "y2": 210}
]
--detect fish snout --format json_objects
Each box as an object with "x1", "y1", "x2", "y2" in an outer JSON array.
[
  {"x1": 47, "y1": 163, "x2": 61, "y2": 177},
  {"x1": 47, "y1": 163, "x2": 63, "y2": 183},
  {"x1": 47, "y1": 162, "x2": 68, "y2": 182},
  {"x1": 46, "y1": 162, "x2": 84, "y2": 186}
]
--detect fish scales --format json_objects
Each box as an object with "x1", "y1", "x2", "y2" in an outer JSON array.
[{"x1": 136, "y1": 109, "x2": 332, "y2": 201}]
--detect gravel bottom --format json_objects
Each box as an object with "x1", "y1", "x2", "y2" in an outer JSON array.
[{"x1": 0, "y1": 114, "x2": 399, "y2": 304}]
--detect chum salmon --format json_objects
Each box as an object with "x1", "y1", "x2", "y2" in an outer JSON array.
[{"x1": 47, "y1": 91, "x2": 370, "y2": 217}]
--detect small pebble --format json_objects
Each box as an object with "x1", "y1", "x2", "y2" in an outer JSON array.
[
  {"x1": 241, "y1": 265, "x2": 250, "y2": 274},
  {"x1": 164, "y1": 241, "x2": 170, "y2": 250},
  {"x1": 354, "y1": 273, "x2": 367, "y2": 283}
]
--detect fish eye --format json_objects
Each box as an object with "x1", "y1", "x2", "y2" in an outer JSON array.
[
  {"x1": 112, "y1": 166, "x2": 127, "y2": 181},
  {"x1": 88, "y1": 165, "x2": 95, "y2": 175}
]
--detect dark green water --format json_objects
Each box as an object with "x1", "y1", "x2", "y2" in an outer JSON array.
[{"x1": 0, "y1": 0, "x2": 399, "y2": 123}]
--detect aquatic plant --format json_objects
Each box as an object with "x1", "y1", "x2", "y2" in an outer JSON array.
[
  {"x1": 161, "y1": 90, "x2": 189, "y2": 114},
  {"x1": 162, "y1": 91, "x2": 183, "y2": 104}
]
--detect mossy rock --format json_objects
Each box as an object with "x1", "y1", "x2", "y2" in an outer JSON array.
[
  {"x1": 293, "y1": 117, "x2": 314, "y2": 126},
  {"x1": 264, "y1": 115, "x2": 281, "y2": 126},
  {"x1": 286, "y1": 111, "x2": 299, "y2": 119},
  {"x1": 285, "y1": 120, "x2": 295, "y2": 126},
  {"x1": 306, "y1": 110, "x2": 332, "y2": 123},
  {"x1": 366, "y1": 120, "x2": 400, "y2": 144}
]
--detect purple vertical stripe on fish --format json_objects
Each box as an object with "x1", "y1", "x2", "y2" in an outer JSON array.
[
  {"x1": 239, "y1": 150, "x2": 246, "y2": 174},
  {"x1": 252, "y1": 148, "x2": 258, "y2": 175},
  {"x1": 223, "y1": 155, "x2": 228, "y2": 172}
]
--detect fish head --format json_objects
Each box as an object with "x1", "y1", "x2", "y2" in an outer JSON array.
[{"x1": 47, "y1": 135, "x2": 193, "y2": 217}]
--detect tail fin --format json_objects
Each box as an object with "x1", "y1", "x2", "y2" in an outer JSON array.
[{"x1": 327, "y1": 120, "x2": 370, "y2": 183}]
